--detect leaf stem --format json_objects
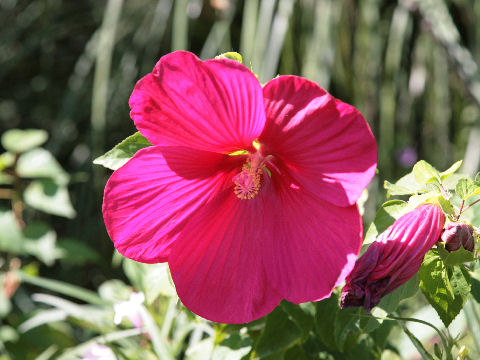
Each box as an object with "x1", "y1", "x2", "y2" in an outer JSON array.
[
  {"x1": 462, "y1": 198, "x2": 480, "y2": 214},
  {"x1": 456, "y1": 200, "x2": 465, "y2": 220}
]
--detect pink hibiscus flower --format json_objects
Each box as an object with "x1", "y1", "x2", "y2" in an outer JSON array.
[{"x1": 102, "y1": 51, "x2": 377, "y2": 323}]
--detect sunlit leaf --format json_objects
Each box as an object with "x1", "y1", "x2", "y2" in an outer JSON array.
[
  {"x1": 363, "y1": 200, "x2": 407, "y2": 250},
  {"x1": 16, "y1": 148, "x2": 69, "y2": 185},
  {"x1": 456, "y1": 178, "x2": 480, "y2": 200},
  {"x1": 439, "y1": 160, "x2": 462, "y2": 181},
  {"x1": 93, "y1": 132, "x2": 152, "y2": 171},
  {"x1": 24, "y1": 180, "x2": 76, "y2": 218},
  {"x1": 1, "y1": 129, "x2": 48, "y2": 154},
  {"x1": 419, "y1": 251, "x2": 471, "y2": 327},
  {"x1": 413, "y1": 160, "x2": 441, "y2": 185}
]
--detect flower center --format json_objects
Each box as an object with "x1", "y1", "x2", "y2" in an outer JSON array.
[{"x1": 232, "y1": 150, "x2": 267, "y2": 200}]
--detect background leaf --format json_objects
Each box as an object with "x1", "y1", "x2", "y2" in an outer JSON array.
[{"x1": 1, "y1": 129, "x2": 48, "y2": 154}]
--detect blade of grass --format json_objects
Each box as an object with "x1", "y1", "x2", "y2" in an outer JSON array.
[
  {"x1": 239, "y1": 0, "x2": 259, "y2": 65},
  {"x1": 172, "y1": 0, "x2": 189, "y2": 50},
  {"x1": 18, "y1": 271, "x2": 108, "y2": 306},
  {"x1": 251, "y1": 0, "x2": 276, "y2": 76},
  {"x1": 260, "y1": 0, "x2": 295, "y2": 82},
  {"x1": 91, "y1": 0, "x2": 124, "y2": 190}
]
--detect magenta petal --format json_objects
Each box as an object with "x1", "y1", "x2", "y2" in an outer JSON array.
[
  {"x1": 169, "y1": 191, "x2": 282, "y2": 323},
  {"x1": 262, "y1": 185, "x2": 362, "y2": 304},
  {"x1": 129, "y1": 51, "x2": 266, "y2": 153},
  {"x1": 260, "y1": 76, "x2": 377, "y2": 207},
  {"x1": 103, "y1": 146, "x2": 234, "y2": 263}
]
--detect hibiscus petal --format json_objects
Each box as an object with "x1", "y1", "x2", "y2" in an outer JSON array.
[
  {"x1": 103, "y1": 146, "x2": 238, "y2": 263},
  {"x1": 169, "y1": 191, "x2": 282, "y2": 323},
  {"x1": 260, "y1": 76, "x2": 377, "y2": 207},
  {"x1": 129, "y1": 51, "x2": 265, "y2": 153},
  {"x1": 262, "y1": 184, "x2": 362, "y2": 304}
]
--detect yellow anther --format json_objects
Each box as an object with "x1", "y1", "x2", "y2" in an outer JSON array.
[{"x1": 233, "y1": 164, "x2": 262, "y2": 200}]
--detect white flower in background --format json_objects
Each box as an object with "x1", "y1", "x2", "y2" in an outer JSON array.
[
  {"x1": 82, "y1": 344, "x2": 116, "y2": 360},
  {"x1": 113, "y1": 291, "x2": 145, "y2": 329}
]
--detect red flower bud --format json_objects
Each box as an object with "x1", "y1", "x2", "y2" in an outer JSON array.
[
  {"x1": 441, "y1": 222, "x2": 474, "y2": 252},
  {"x1": 341, "y1": 204, "x2": 445, "y2": 312}
]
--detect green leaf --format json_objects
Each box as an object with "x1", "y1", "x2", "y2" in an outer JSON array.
[
  {"x1": 57, "y1": 238, "x2": 101, "y2": 265},
  {"x1": 215, "y1": 52, "x2": 243, "y2": 63},
  {"x1": 23, "y1": 222, "x2": 63, "y2": 266},
  {"x1": 384, "y1": 180, "x2": 416, "y2": 196},
  {"x1": 440, "y1": 160, "x2": 462, "y2": 181},
  {"x1": 363, "y1": 200, "x2": 407, "y2": 249},
  {"x1": 378, "y1": 273, "x2": 419, "y2": 313},
  {"x1": 470, "y1": 271, "x2": 480, "y2": 303},
  {"x1": 255, "y1": 306, "x2": 302, "y2": 358},
  {"x1": 419, "y1": 251, "x2": 471, "y2": 327},
  {"x1": 456, "y1": 178, "x2": 480, "y2": 200},
  {"x1": 413, "y1": 160, "x2": 441, "y2": 185},
  {"x1": 314, "y1": 293, "x2": 340, "y2": 351},
  {"x1": 16, "y1": 148, "x2": 69, "y2": 185},
  {"x1": 334, "y1": 307, "x2": 360, "y2": 352},
  {"x1": 93, "y1": 132, "x2": 152, "y2": 170},
  {"x1": 98, "y1": 279, "x2": 132, "y2": 303},
  {"x1": 212, "y1": 333, "x2": 252, "y2": 360},
  {"x1": 24, "y1": 180, "x2": 76, "y2": 218},
  {"x1": 0, "y1": 209, "x2": 27, "y2": 254},
  {"x1": 436, "y1": 242, "x2": 475, "y2": 266},
  {"x1": 1, "y1": 129, "x2": 48, "y2": 154},
  {"x1": 280, "y1": 301, "x2": 315, "y2": 338},
  {"x1": 0, "y1": 152, "x2": 15, "y2": 170}
]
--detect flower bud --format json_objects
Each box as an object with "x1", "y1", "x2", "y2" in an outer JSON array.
[
  {"x1": 441, "y1": 222, "x2": 474, "y2": 252},
  {"x1": 341, "y1": 203, "x2": 445, "y2": 312}
]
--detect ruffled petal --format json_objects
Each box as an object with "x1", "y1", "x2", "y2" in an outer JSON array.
[
  {"x1": 169, "y1": 190, "x2": 282, "y2": 323},
  {"x1": 129, "y1": 51, "x2": 266, "y2": 153},
  {"x1": 103, "y1": 146, "x2": 239, "y2": 263},
  {"x1": 260, "y1": 76, "x2": 377, "y2": 207},
  {"x1": 262, "y1": 182, "x2": 362, "y2": 304}
]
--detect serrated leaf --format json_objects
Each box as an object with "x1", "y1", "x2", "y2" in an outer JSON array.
[
  {"x1": 363, "y1": 200, "x2": 407, "y2": 249},
  {"x1": 24, "y1": 179, "x2": 76, "y2": 218},
  {"x1": 413, "y1": 160, "x2": 441, "y2": 185},
  {"x1": 419, "y1": 251, "x2": 471, "y2": 327},
  {"x1": 440, "y1": 160, "x2": 463, "y2": 181},
  {"x1": 16, "y1": 148, "x2": 69, "y2": 185},
  {"x1": 255, "y1": 306, "x2": 302, "y2": 358},
  {"x1": 215, "y1": 52, "x2": 243, "y2": 63},
  {"x1": 456, "y1": 178, "x2": 480, "y2": 200},
  {"x1": 1, "y1": 129, "x2": 48, "y2": 154},
  {"x1": 93, "y1": 132, "x2": 152, "y2": 170}
]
